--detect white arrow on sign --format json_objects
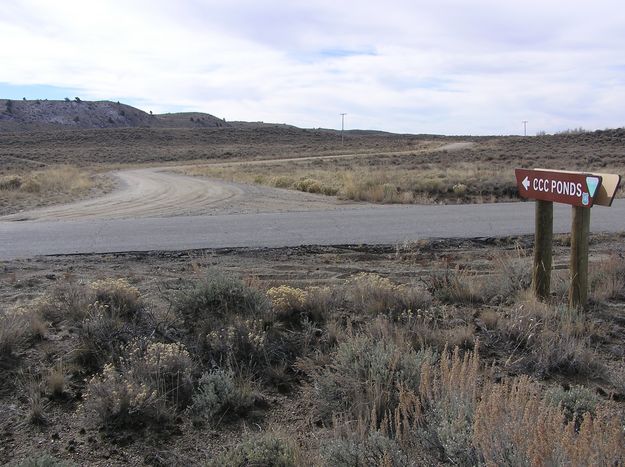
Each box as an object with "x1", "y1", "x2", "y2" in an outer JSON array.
[{"x1": 522, "y1": 176, "x2": 530, "y2": 190}]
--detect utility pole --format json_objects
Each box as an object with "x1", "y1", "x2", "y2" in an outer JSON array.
[
  {"x1": 340, "y1": 113, "x2": 347, "y2": 145},
  {"x1": 522, "y1": 120, "x2": 528, "y2": 137}
]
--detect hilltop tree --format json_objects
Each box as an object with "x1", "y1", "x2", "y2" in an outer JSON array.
[{"x1": 5, "y1": 99, "x2": 13, "y2": 114}]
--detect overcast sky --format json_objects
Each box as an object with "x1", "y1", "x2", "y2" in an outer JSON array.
[{"x1": 1, "y1": 0, "x2": 624, "y2": 135}]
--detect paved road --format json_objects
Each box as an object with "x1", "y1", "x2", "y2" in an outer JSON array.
[{"x1": 1, "y1": 200, "x2": 623, "y2": 259}]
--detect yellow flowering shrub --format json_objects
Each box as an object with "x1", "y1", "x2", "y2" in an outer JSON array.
[
  {"x1": 267, "y1": 286, "x2": 308, "y2": 313},
  {"x1": 84, "y1": 340, "x2": 194, "y2": 426},
  {"x1": 205, "y1": 318, "x2": 267, "y2": 361},
  {"x1": 346, "y1": 272, "x2": 431, "y2": 317},
  {"x1": 84, "y1": 363, "x2": 158, "y2": 424},
  {"x1": 90, "y1": 278, "x2": 141, "y2": 318}
]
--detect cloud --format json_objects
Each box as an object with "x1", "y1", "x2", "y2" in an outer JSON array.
[{"x1": 1, "y1": 0, "x2": 624, "y2": 134}]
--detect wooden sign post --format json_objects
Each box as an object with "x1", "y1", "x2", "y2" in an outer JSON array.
[
  {"x1": 533, "y1": 200, "x2": 553, "y2": 300},
  {"x1": 515, "y1": 168, "x2": 621, "y2": 308}
]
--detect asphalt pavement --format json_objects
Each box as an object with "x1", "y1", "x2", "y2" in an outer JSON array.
[{"x1": 1, "y1": 200, "x2": 624, "y2": 259}]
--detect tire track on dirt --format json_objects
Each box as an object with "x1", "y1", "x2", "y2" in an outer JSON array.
[
  {"x1": 1, "y1": 167, "x2": 362, "y2": 221},
  {"x1": 1, "y1": 168, "x2": 243, "y2": 221}
]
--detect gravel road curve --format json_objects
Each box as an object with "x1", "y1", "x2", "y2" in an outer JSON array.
[{"x1": 1, "y1": 168, "x2": 361, "y2": 221}]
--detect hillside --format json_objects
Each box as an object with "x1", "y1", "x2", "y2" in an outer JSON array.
[{"x1": 0, "y1": 99, "x2": 229, "y2": 132}]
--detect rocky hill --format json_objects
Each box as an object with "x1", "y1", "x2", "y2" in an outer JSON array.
[{"x1": 0, "y1": 99, "x2": 229, "y2": 132}]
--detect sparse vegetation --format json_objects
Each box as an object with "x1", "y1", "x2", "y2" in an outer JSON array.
[
  {"x1": 210, "y1": 432, "x2": 298, "y2": 467},
  {"x1": 1, "y1": 221, "x2": 625, "y2": 464},
  {"x1": 183, "y1": 162, "x2": 519, "y2": 205},
  {"x1": 0, "y1": 102, "x2": 624, "y2": 466}
]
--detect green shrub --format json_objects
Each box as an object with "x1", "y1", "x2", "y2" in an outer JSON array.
[
  {"x1": 313, "y1": 335, "x2": 434, "y2": 423},
  {"x1": 127, "y1": 340, "x2": 194, "y2": 408},
  {"x1": 545, "y1": 385, "x2": 598, "y2": 424},
  {"x1": 267, "y1": 285, "x2": 327, "y2": 326},
  {"x1": 203, "y1": 316, "x2": 268, "y2": 368},
  {"x1": 209, "y1": 433, "x2": 297, "y2": 467},
  {"x1": 75, "y1": 279, "x2": 150, "y2": 370},
  {"x1": 416, "y1": 345, "x2": 482, "y2": 466},
  {"x1": 175, "y1": 272, "x2": 309, "y2": 380},
  {"x1": 191, "y1": 369, "x2": 257, "y2": 422},
  {"x1": 322, "y1": 431, "x2": 410, "y2": 467},
  {"x1": 174, "y1": 271, "x2": 269, "y2": 330}
]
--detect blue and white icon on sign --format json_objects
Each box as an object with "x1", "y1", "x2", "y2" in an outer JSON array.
[
  {"x1": 586, "y1": 176, "x2": 600, "y2": 198},
  {"x1": 582, "y1": 193, "x2": 589, "y2": 206}
]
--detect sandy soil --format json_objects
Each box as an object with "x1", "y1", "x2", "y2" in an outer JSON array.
[{"x1": 1, "y1": 168, "x2": 364, "y2": 221}]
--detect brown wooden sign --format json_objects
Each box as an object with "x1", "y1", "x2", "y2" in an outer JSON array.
[
  {"x1": 535, "y1": 168, "x2": 621, "y2": 207},
  {"x1": 515, "y1": 169, "x2": 602, "y2": 207}
]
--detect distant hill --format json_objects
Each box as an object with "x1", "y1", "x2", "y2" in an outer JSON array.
[{"x1": 0, "y1": 99, "x2": 230, "y2": 132}]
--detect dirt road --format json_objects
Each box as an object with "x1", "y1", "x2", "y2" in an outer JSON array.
[
  {"x1": 183, "y1": 141, "x2": 476, "y2": 168},
  {"x1": 1, "y1": 141, "x2": 474, "y2": 222},
  {"x1": 1, "y1": 168, "x2": 362, "y2": 221}
]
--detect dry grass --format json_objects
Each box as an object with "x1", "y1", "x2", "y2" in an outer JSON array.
[
  {"x1": 0, "y1": 166, "x2": 91, "y2": 195},
  {"x1": 182, "y1": 162, "x2": 516, "y2": 205},
  {"x1": 417, "y1": 345, "x2": 481, "y2": 464},
  {"x1": 0, "y1": 165, "x2": 99, "y2": 215},
  {"x1": 24, "y1": 376, "x2": 47, "y2": 426},
  {"x1": 590, "y1": 254, "x2": 625, "y2": 301},
  {"x1": 499, "y1": 294, "x2": 603, "y2": 377},
  {"x1": 474, "y1": 377, "x2": 625, "y2": 467},
  {"x1": 0, "y1": 307, "x2": 44, "y2": 356},
  {"x1": 46, "y1": 361, "x2": 66, "y2": 399},
  {"x1": 344, "y1": 272, "x2": 431, "y2": 317}
]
